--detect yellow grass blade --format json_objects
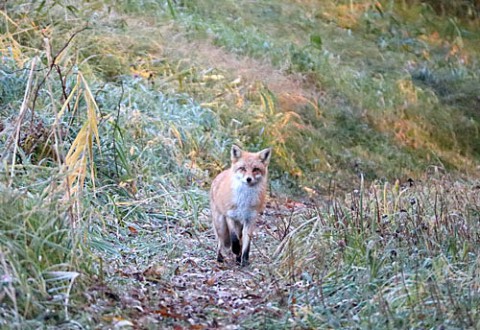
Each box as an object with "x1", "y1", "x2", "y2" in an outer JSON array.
[
  {"x1": 55, "y1": 79, "x2": 79, "y2": 125},
  {"x1": 63, "y1": 72, "x2": 102, "y2": 198},
  {"x1": 80, "y1": 72, "x2": 101, "y2": 148}
]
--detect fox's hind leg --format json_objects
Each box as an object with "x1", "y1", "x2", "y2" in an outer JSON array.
[
  {"x1": 213, "y1": 211, "x2": 230, "y2": 263},
  {"x1": 216, "y1": 241, "x2": 225, "y2": 262}
]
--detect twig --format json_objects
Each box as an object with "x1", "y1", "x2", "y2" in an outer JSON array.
[
  {"x1": 113, "y1": 80, "x2": 125, "y2": 178},
  {"x1": 273, "y1": 217, "x2": 317, "y2": 258},
  {"x1": 9, "y1": 58, "x2": 37, "y2": 182},
  {"x1": 30, "y1": 25, "x2": 89, "y2": 127}
]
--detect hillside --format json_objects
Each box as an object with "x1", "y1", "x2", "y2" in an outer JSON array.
[{"x1": 0, "y1": 1, "x2": 479, "y2": 329}]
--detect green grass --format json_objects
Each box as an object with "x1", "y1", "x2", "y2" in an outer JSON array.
[
  {"x1": 172, "y1": 0, "x2": 480, "y2": 182},
  {"x1": 0, "y1": 0, "x2": 479, "y2": 328}
]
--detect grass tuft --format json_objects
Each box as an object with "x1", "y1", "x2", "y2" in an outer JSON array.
[
  {"x1": 272, "y1": 176, "x2": 480, "y2": 328},
  {"x1": 0, "y1": 183, "x2": 88, "y2": 327}
]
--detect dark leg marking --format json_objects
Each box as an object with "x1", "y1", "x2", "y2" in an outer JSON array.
[
  {"x1": 241, "y1": 244, "x2": 250, "y2": 267},
  {"x1": 231, "y1": 232, "x2": 241, "y2": 255}
]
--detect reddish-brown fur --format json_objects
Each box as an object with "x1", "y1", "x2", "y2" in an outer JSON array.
[{"x1": 210, "y1": 145, "x2": 272, "y2": 266}]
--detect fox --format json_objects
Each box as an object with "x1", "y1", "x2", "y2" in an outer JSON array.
[{"x1": 210, "y1": 144, "x2": 272, "y2": 266}]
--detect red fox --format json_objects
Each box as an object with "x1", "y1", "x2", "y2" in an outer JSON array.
[{"x1": 210, "y1": 145, "x2": 272, "y2": 266}]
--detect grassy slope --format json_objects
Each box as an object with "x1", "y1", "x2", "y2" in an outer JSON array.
[
  {"x1": 0, "y1": 0, "x2": 479, "y2": 329},
  {"x1": 175, "y1": 0, "x2": 480, "y2": 181}
]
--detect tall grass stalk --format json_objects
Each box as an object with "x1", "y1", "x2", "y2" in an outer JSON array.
[{"x1": 9, "y1": 59, "x2": 37, "y2": 182}]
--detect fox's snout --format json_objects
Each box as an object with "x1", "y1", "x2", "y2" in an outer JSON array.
[
  {"x1": 236, "y1": 171, "x2": 261, "y2": 186},
  {"x1": 243, "y1": 175, "x2": 255, "y2": 186}
]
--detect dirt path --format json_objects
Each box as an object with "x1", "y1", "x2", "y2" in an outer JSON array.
[
  {"x1": 120, "y1": 17, "x2": 322, "y2": 113},
  {"x1": 169, "y1": 37, "x2": 308, "y2": 96},
  {"x1": 87, "y1": 200, "x2": 303, "y2": 329},
  {"x1": 171, "y1": 35, "x2": 325, "y2": 112}
]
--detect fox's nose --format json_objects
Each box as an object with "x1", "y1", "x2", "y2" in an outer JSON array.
[{"x1": 246, "y1": 177, "x2": 252, "y2": 183}]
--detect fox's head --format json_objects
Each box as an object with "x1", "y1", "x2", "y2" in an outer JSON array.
[{"x1": 231, "y1": 145, "x2": 272, "y2": 187}]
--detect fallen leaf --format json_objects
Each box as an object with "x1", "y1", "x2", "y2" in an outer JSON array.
[
  {"x1": 143, "y1": 264, "x2": 166, "y2": 278},
  {"x1": 190, "y1": 325, "x2": 206, "y2": 330},
  {"x1": 113, "y1": 318, "x2": 134, "y2": 329},
  {"x1": 205, "y1": 276, "x2": 216, "y2": 286},
  {"x1": 127, "y1": 226, "x2": 138, "y2": 235},
  {"x1": 285, "y1": 199, "x2": 307, "y2": 210},
  {"x1": 154, "y1": 307, "x2": 185, "y2": 320}
]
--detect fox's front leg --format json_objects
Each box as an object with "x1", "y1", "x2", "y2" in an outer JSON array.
[
  {"x1": 227, "y1": 217, "x2": 243, "y2": 264},
  {"x1": 240, "y1": 221, "x2": 254, "y2": 267}
]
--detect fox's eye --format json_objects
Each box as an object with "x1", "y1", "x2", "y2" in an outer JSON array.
[
  {"x1": 253, "y1": 167, "x2": 261, "y2": 173},
  {"x1": 238, "y1": 166, "x2": 246, "y2": 172}
]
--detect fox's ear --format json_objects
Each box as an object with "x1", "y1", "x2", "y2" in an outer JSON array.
[
  {"x1": 231, "y1": 144, "x2": 243, "y2": 162},
  {"x1": 258, "y1": 147, "x2": 272, "y2": 165}
]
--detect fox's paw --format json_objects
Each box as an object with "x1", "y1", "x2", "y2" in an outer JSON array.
[
  {"x1": 216, "y1": 253, "x2": 225, "y2": 263},
  {"x1": 240, "y1": 255, "x2": 249, "y2": 267}
]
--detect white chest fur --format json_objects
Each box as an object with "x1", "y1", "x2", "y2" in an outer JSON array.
[{"x1": 227, "y1": 179, "x2": 261, "y2": 223}]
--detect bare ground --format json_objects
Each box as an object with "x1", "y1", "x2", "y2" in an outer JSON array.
[
  {"x1": 125, "y1": 18, "x2": 323, "y2": 113},
  {"x1": 86, "y1": 200, "x2": 308, "y2": 329}
]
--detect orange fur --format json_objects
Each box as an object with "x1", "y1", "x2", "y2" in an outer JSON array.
[{"x1": 210, "y1": 145, "x2": 272, "y2": 266}]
